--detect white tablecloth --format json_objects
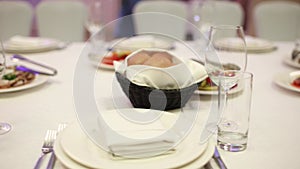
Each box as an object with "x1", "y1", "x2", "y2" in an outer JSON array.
[{"x1": 0, "y1": 41, "x2": 299, "y2": 169}]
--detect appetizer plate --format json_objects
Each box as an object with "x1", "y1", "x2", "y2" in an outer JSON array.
[
  {"x1": 54, "y1": 122, "x2": 214, "y2": 169},
  {"x1": 0, "y1": 74, "x2": 49, "y2": 93},
  {"x1": 195, "y1": 85, "x2": 242, "y2": 95},
  {"x1": 283, "y1": 55, "x2": 300, "y2": 69},
  {"x1": 273, "y1": 71, "x2": 300, "y2": 93},
  {"x1": 111, "y1": 35, "x2": 174, "y2": 51},
  {"x1": 88, "y1": 54, "x2": 115, "y2": 70}
]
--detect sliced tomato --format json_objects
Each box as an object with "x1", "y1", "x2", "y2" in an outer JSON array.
[
  {"x1": 292, "y1": 78, "x2": 300, "y2": 88},
  {"x1": 101, "y1": 57, "x2": 114, "y2": 65}
]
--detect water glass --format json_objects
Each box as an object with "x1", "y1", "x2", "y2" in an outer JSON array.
[{"x1": 217, "y1": 72, "x2": 253, "y2": 152}]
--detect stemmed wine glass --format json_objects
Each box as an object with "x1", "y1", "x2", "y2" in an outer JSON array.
[
  {"x1": 0, "y1": 40, "x2": 12, "y2": 135},
  {"x1": 205, "y1": 25, "x2": 247, "y2": 132},
  {"x1": 85, "y1": 0, "x2": 103, "y2": 36}
]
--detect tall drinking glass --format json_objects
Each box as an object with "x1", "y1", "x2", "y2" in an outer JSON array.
[
  {"x1": 205, "y1": 25, "x2": 247, "y2": 133},
  {"x1": 0, "y1": 40, "x2": 12, "y2": 135}
]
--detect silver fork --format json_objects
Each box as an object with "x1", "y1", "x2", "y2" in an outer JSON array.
[
  {"x1": 34, "y1": 130, "x2": 57, "y2": 169},
  {"x1": 46, "y1": 123, "x2": 67, "y2": 169}
]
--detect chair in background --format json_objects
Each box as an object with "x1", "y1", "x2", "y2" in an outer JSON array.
[
  {"x1": 132, "y1": 0, "x2": 188, "y2": 40},
  {"x1": 0, "y1": 1, "x2": 33, "y2": 41},
  {"x1": 200, "y1": 0, "x2": 244, "y2": 27},
  {"x1": 36, "y1": 1, "x2": 87, "y2": 42},
  {"x1": 254, "y1": 1, "x2": 300, "y2": 41}
]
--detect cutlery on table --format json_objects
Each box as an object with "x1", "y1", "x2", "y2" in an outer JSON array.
[
  {"x1": 34, "y1": 130, "x2": 57, "y2": 169},
  {"x1": 212, "y1": 147, "x2": 227, "y2": 169},
  {"x1": 11, "y1": 54, "x2": 57, "y2": 76},
  {"x1": 46, "y1": 123, "x2": 67, "y2": 169}
]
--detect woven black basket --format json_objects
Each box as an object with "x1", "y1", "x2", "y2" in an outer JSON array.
[{"x1": 116, "y1": 72, "x2": 198, "y2": 110}]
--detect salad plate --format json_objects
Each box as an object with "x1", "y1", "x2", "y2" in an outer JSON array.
[
  {"x1": 0, "y1": 74, "x2": 49, "y2": 93},
  {"x1": 273, "y1": 71, "x2": 300, "y2": 93}
]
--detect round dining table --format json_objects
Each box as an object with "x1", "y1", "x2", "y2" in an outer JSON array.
[{"x1": 0, "y1": 40, "x2": 299, "y2": 169}]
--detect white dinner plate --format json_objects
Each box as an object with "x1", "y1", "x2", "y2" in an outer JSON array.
[
  {"x1": 4, "y1": 36, "x2": 63, "y2": 53},
  {"x1": 195, "y1": 84, "x2": 242, "y2": 95},
  {"x1": 215, "y1": 37, "x2": 276, "y2": 53},
  {"x1": 273, "y1": 71, "x2": 300, "y2": 93},
  {"x1": 54, "y1": 122, "x2": 215, "y2": 169},
  {"x1": 0, "y1": 74, "x2": 49, "y2": 93},
  {"x1": 111, "y1": 35, "x2": 174, "y2": 51},
  {"x1": 283, "y1": 55, "x2": 300, "y2": 69},
  {"x1": 58, "y1": 121, "x2": 212, "y2": 169}
]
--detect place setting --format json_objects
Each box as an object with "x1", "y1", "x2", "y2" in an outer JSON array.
[{"x1": 0, "y1": 40, "x2": 57, "y2": 93}]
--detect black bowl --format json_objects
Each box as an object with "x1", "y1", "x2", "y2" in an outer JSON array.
[{"x1": 116, "y1": 72, "x2": 198, "y2": 110}]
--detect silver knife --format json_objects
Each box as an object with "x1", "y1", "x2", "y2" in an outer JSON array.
[{"x1": 213, "y1": 147, "x2": 227, "y2": 169}]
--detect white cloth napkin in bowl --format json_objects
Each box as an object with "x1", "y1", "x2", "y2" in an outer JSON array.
[{"x1": 114, "y1": 49, "x2": 207, "y2": 89}]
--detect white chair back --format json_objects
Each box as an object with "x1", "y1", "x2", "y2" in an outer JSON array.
[
  {"x1": 36, "y1": 0, "x2": 87, "y2": 42},
  {"x1": 0, "y1": 1, "x2": 33, "y2": 41},
  {"x1": 133, "y1": 0, "x2": 188, "y2": 40},
  {"x1": 254, "y1": 1, "x2": 300, "y2": 41},
  {"x1": 200, "y1": 0, "x2": 244, "y2": 26}
]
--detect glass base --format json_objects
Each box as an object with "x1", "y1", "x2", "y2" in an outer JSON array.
[
  {"x1": 0, "y1": 122, "x2": 12, "y2": 135},
  {"x1": 217, "y1": 131, "x2": 247, "y2": 152},
  {"x1": 218, "y1": 141, "x2": 247, "y2": 152}
]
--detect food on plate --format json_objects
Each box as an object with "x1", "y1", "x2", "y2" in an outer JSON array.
[
  {"x1": 198, "y1": 77, "x2": 217, "y2": 91},
  {"x1": 127, "y1": 51, "x2": 175, "y2": 68},
  {"x1": 291, "y1": 77, "x2": 300, "y2": 88},
  {"x1": 0, "y1": 66, "x2": 35, "y2": 89},
  {"x1": 127, "y1": 52, "x2": 151, "y2": 66},
  {"x1": 101, "y1": 50, "x2": 131, "y2": 65},
  {"x1": 198, "y1": 64, "x2": 240, "y2": 91}
]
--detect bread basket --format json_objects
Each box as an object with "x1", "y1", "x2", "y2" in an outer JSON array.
[{"x1": 116, "y1": 72, "x2": 198, "y2": 110}]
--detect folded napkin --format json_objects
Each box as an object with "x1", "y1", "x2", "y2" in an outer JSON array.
[
  {"x1": 97, "y1": 109, "x2": 180, "y2": 159},
  {"x1": 107, "y1": 130, "x2": 177, "y2": 158},
  {"x1": 115, "y1": 49, "x2": 207, "y2": 89}
]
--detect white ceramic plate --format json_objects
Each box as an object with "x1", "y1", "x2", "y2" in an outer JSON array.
[
  {"x1": 3, "y1": 36, "x2": 64, "y2": 53},
  {"x1": 58, "y1": 121, "x2": 212, "y2": 169},
  {"x1": 54, "y1": 122, "x2": 214, "y2": 169},
  {"x1": 0, "y1": 74, "x2": 49, "y2": 93},
  {"x1": 273, "y1": 71, "x2": 300, "y2": 93},
  {"x1": 111, "y1": 36, "x2": 174, "y2": 51},
  {"x1": 283, "y1": 55, "x2": 300, "y2": 69},
  {"x1": 88, "y1": 54, "x2": 116, "y2": 70},
  {"x1": 195, "y1": 84, "x2": 242, "y2": 95},
  {"x1": 215, "y1": 37, "x2": 276, "y2": 53}
]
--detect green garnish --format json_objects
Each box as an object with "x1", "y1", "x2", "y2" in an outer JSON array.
[{"x1": 2, "y1": 73, "x2": 17, "y2": 80}]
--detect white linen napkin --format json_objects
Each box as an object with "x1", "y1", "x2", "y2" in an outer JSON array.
[
  {"x1": 114, "y1": 49, "x2": 207, "y2": 89},
  {"x1": 97, "y1": 109, "x2": 180, "y2": 159}
]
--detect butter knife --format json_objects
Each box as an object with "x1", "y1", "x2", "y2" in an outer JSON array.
[{"x1": 213, "y1": 147, "x2": 227, "y2": 169}]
